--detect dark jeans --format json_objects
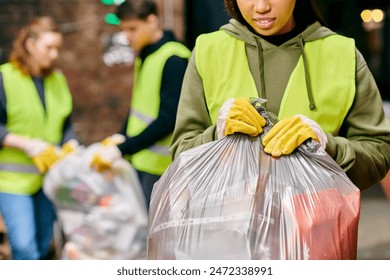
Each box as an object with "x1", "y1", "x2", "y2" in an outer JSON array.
[{"x1": 136, "y1": 170, "x2": 160, "y2": 211}]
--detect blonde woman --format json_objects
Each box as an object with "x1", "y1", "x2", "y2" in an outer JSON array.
[{"x1": 0, "y1": 16, "x2": 77, "y2": 259}]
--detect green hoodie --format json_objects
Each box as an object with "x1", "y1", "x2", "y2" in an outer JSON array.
[{"x1": 171, "y1": 19, "x2": 390, "y2": 190}]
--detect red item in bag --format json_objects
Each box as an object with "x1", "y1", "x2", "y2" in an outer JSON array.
[{"x1": 282, "y1": 188, "x2": 360, "y2": 259}]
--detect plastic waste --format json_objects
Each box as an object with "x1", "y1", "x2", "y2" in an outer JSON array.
[
  {"x1": 147, "y1": 100, "x2": 360, "y2": 260},
  {"x1": 44, "y1": 143, "x2": 148, "y2": 259}
]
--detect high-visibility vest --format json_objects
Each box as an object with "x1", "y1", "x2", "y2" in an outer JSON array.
[
  {"x1": 195, "y1": 31, "x2": 356, "y2": 134},
  {"x1": 127, "y1": 41, "x2": 191, "y2": 175},
  {"x1": 0, "y1": 63, "x2": 72, "y2": 195}
]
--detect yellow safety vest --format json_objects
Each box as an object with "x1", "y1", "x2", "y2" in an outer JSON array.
[
  {"x1": 196, "y1": 31, "x2": 356, "y2": 134},
  {"x1": 0, "y1": 63, "x2": 72, "y2": 195},
  {"x1": 127, "y1": 42, "x2": 191, "y2": 175}
]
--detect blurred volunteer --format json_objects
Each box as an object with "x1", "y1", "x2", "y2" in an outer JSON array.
[
  {"x1": 91, "y1": 0, "x2": 191, "y2": 208},
  {"x1": 0, "y1": 16, "x2": 78, "y2": 259},
  {"x1": 170, "y1": 0, "x2": 390, "y2": 190}
]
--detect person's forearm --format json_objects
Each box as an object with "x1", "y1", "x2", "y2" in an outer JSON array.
[
  {"x1": 2, "y1": 132, "x2": 31, "y2": 150},
  {"x1": 118, "y1": 117, "x2": 174, "y2": 156}
]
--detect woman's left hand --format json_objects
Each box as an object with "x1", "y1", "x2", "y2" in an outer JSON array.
[{"x1": 262, "y1": 114, "x2": 327, "y2": 157}]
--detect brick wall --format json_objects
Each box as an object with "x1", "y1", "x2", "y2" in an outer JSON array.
[{"x1": 0, "y1": 0, "x2": 185, "y2": 145}]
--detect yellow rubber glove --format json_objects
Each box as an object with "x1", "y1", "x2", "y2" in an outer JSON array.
[
  {"x1": 90, "y1": 134, "x2": 125, "y2": 172},
  {"x1": 57, "y1": 139, "x2": 80, "y2": 161},
  {"x1": 90, "y1": 153, "x2": 115, "y2": 173},
  {"x1": 262, "y1": 114, "x2": 327, "y2": 157},
  {"x1": 217, "y1": 98, "x2": 267, "y2": 139},
  {"x1": 31, "y1": 145, "x2": 61, "y2": 173},
  {"x1": 18, "y1": 138, "x2": 60, "y2": 173},
  {"x1": 61, "y1": 139, "x2": 79, "y2": 155}
]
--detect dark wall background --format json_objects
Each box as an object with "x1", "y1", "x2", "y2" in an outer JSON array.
[
  {"x1": 185, "y1": 0, "x2": 229, "y2": 49},
  {"x1": 318, "y1": 0, "x2": 390, "y2": 100}
]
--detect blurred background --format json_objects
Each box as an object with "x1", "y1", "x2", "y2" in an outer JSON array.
[
  {"x1": 1, "y1": 0, "x2": 389, "y2": 145},
  {"x1": 0, "y1": 0, "x2": 389, "y2": 260}
]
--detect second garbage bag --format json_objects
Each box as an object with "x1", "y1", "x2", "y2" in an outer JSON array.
[
  {"x1": 44, "y1": 143, "x2": 148, "y2": 260},
  {"x1": 147, "y1": 109, "x2": 360, "y2": 260}
]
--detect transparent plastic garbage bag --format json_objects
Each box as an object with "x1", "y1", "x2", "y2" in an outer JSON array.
[
  {"x1": 147, "y1": 106, "x2": 360, "y2": 260},
  {"x1": 44, "y1": 143, "x2": 148, "y2": 260}
]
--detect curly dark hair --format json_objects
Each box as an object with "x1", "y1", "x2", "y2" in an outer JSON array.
[{"x1": 223, "y1": 0, "x2": 326, "y2": 28}]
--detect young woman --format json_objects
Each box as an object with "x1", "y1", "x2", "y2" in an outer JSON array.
[
  {"x1": 0, "y1": 16, "x2": 77, "y2": 259},
  {"x1": 171, "y1": 0, "x2": 390, "y2": 190}
]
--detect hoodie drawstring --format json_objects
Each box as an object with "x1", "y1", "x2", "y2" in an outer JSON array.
[
  {"x1": 299, "y1": 35, "x2": 316, "y2": 110},
  {"x1": 255, "y1": 37, "x2": 267, "y2": 102},
  {"x1": 255, "y1": 35, "x2": 316, "y2": 111}
]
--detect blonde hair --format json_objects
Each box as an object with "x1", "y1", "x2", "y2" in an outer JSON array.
[{"x1": 9, "y1": 16, "x2": 62, "y2": 76}]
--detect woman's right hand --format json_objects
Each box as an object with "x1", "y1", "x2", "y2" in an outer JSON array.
[{"x1": 216, "y1": 98, "x2": 266, "y2": 139}]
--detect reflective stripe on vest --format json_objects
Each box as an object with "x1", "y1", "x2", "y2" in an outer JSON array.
[
  {"x1": 0, "y1": 163, "x2": 39, "y2": 174},
  {"x1": 0, "y1": 63, "x2": 72, "y2": 195},
  {"x1": 127, "y1": 42, "x2": 191, "y2": 175},
  {"x1": 132, "y1": 109, "x2": 155, "y2": 125},
  {"x1": 195, "y1": 31, "x2": 356, "y2": 134}
]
